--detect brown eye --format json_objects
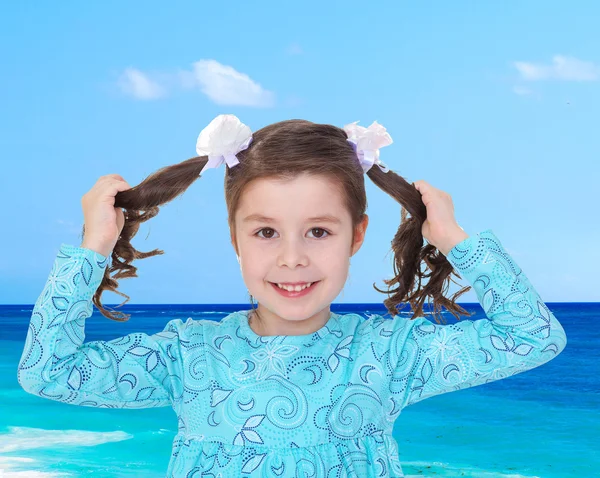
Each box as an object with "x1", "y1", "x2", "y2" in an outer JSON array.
[
  {"x1": 256, "y1": 228, "x2": 275, "y2": 239},
  {"x1": 309, "y1": 228, "x2": 330, "y2": 239}
]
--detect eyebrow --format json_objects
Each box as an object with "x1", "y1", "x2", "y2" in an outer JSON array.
[{"x1": 242, "y1": 213, "x2": 342, "y2": 225}]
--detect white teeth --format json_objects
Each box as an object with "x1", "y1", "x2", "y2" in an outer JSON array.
[{"x1": 276, "y1": 282, "x2": 313, "y2": 292}]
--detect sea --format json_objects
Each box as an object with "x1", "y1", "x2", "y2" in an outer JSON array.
[{"x1": 0, "y1": 302, "x2": 597, "y2": 477}]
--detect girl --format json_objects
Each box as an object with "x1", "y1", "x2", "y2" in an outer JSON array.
[{"x1": 17, "y1": 114, "x2": 567, "y2": 477}]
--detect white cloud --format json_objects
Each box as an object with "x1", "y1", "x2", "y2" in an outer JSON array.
[
  {"x1": 117, "y1": 67, "x2": 166, "y2": 99},
  {"x1": 511, "y1": 85, "x2": 543, "y2": 100},
  {"x1": 184, "y1": 59, "x2": 275, "y2": 107},
  {"x1": 514, "y1": 55, "x2": 600, "y2": 81}
]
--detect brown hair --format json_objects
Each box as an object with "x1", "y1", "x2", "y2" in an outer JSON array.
[{"x1": 85, "y1": 119, "x2": 474, "y2": 324}]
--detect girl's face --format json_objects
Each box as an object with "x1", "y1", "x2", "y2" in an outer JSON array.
[{"x1": 232, "y1": 173, "x2": 368, "y2": 335}]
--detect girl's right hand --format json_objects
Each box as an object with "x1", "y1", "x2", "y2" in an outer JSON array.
[{"x1": 80, "y1": 174, "x2": 133, "y2": 258}]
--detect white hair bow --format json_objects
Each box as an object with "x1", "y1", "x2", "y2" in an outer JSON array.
[
  {"x1": 343, "y1": 120, "x2": 393, "y2": 173},
  {"x1": 196, "y1": 114, "x2": 253, "y2": 176}
]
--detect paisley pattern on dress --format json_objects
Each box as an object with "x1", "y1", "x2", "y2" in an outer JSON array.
[{"x1": 17, "y1": 230, "x2": 567, "y2": 477}]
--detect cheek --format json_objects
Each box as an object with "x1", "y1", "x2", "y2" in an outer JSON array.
[
  {"x1": 240, "y1": 256, "x2": 265, "y2": 278},
  {"x1": 333, "y1": 258, "x2": 351, "y2": 279},
  {"x1": 314, "y1": 253, "x2": 350, "y2": 283}
]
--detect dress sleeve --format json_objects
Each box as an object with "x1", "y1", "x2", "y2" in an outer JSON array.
[
  {"x1": 17, "y1": 243, "x2": 186, "y2": 409},
  {"x1": 372, "y1": 229, "x2": 567, "y2": 410}
]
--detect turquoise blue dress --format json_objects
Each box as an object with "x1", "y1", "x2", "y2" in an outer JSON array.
[{"x1": 17, "y1": 229, "x2": 567, "y2": 477}]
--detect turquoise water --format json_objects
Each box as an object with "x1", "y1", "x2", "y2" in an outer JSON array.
[{"x1": 1, "y1": 303, "x2": 597, "y2": 477}]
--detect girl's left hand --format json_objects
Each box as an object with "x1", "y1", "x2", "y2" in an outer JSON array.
[{"x1": 413, "y1": 180, "x2": 469, "y2": 256}]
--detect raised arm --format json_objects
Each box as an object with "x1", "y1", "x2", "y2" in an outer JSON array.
[
  {"x1": 17, "y1": 244, "x2": 187, "y2": 408},
  {"x1": 373, "y1": 229, "x2": 567, "y2": 410}
]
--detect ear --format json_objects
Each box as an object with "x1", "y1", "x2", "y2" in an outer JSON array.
[{"x1": 351, "y1": 214, "x2": 369, "y2": 256}]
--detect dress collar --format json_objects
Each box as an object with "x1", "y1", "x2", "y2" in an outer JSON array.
[{"x1": 235, "y1": 309, "x2": 342, "y2": 346}]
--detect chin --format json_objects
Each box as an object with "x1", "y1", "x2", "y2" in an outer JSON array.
[{"x1": 255, "y1": 302, "x2": 319, "y2": 321}]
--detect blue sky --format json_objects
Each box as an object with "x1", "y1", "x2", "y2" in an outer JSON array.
[{"x1": 1, "y1": 0, "x2": 598, "y2": 305}]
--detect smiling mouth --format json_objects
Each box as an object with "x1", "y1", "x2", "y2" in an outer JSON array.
[
  {"x1": 270, "y1": 280, "x2": 318, "y2": 287},
  {"x1": 269, "y1": 280, "x2": 321, "y2": 295}
]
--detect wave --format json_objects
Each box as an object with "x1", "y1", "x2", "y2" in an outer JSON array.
[
  {"x1": 0, "y1": 456, "x2": 72, "y2": 477},
  {"x1": 403, "y1": 460, "x2": 542, "y2": 478},
  {"x1": 0, "y1": 426, "x2": 133, "y2": 453}
]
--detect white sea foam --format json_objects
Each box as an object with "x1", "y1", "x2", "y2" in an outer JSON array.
[
  {"x1": 0, "y1": 426, "x2": 133, "y2": 453},
  {"x1": 403, "y1": 460, "x2": 542, "y2": 478},
  {"x1": 0, "y1": 456, "x2": 71, "y2": 477}
]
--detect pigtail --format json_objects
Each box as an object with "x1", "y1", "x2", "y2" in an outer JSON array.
[
  {"x1": 366, "y1": 166, "x2": 475, "y2": 324},
  {"x1": 82, "y1": 156, "x2": 210, "y2": 321}
]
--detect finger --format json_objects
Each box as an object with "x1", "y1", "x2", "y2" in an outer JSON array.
[
  {"x1": 102, "y1": 175, "x2": 131, "y2": 188},
  {"x1": 413, "y1": 181, "x2": 431, "y2": 196},
  {"x1": 414, "y1": 180, "x2": 446, "y2": 197},
  {"x1": 100, "y1": 174, "x2": 126, "y2": 185},
  {"x1": 95, "y1": 179, "x2": 132, "y2": 200},
  {"x1": 110, "y1": 180, "x2": 132, "y2": 191},
  {"x1": 413, "y1": 180, "x2": 428, "y2": 191}
]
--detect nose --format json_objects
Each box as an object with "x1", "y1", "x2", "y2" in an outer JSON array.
[{"x1": 277, "y1": 237, "x2": 309, "y2": 268}]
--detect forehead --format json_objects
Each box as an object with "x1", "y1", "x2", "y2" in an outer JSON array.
[{"x1": 237, "y1": 174, "x2": 347, "y2": 222}]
